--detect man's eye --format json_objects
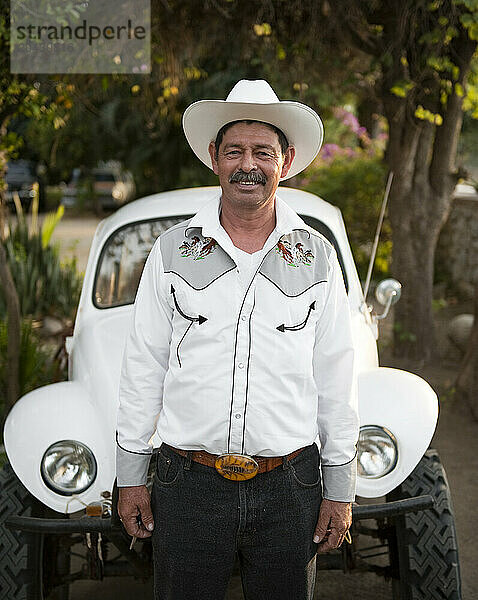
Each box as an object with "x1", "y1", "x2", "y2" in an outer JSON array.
[
  {"x1": 226, "y1": 151, "x2": 240, "y2": 156},
  {"x1": 258, "y1": 152, "x2": 272, "y2": 158}
]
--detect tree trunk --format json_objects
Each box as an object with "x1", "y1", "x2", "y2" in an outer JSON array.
[
  {"x1": 381, "y1": 22, "x2": 476, "y2": 364},
  {"x1": 389, "y1": 205, "x2": 439, "y2": 365},
  {"x1": 387, "y1": 139, "x2": 456, "y2": 364},
  {"x1": 384, "y1": 116, "x2": 454, "y2": 364},
  {"x1": 456, "y1": 282, "x2": 478, "y2": 420}
]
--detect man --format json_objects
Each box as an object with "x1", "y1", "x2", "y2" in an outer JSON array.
[{"x1": 116, "y1": 79, "x2": 359, "y2": 600}]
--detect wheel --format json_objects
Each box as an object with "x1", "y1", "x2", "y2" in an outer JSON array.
[
  {"x1": 387, "y1": 449, "x2": 461, "y2": 599},
  {"x1": 0, "y1": 463, "x2": 70, "y2": 599}
]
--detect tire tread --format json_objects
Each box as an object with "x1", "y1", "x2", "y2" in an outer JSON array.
[
  {"x1": 0, "y1": 463, "x2": 42, "y2": 599},
  {"x1": 389, "y1": 449, "x2": 461, "y2": 600}
]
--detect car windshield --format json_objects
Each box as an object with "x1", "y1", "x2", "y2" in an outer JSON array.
[
  {"x1": 6, "y1": 163, "x2": 34, "y2": 181},
  {"x1": 94, "y1": 172, "x2": 116, "y2": 182},
  {"x1": 93, "y1": 215, "x2": 347, "y2": 309}
]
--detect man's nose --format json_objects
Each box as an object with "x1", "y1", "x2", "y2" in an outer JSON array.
[{"x1": 240, "y1": 151, "x2": 257, "y2": 172}]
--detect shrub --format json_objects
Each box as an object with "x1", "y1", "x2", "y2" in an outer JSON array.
[
  {"x1": 0, "y1": 205, "x2": 82, "y2": 321},
  {"x1": 296, "y1": 109, "x2": 391, "y2": 281},
  {"x1": 0, "y1": 318, "x2": 61, "y2": 418}
]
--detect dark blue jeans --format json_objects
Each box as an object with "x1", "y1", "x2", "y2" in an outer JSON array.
[{"x1": 150, "y1": 443, "x2": 322, "y2": 600}]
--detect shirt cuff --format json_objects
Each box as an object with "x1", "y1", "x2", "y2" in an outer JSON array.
[
  {"x1": 321, "y1": 454, "x2": 357, "y2": 502},
  {"x1": 116, "y1": 443, "x2": 152, "y2": 487}
]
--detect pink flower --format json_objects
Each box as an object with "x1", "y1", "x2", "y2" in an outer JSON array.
[{"x1": 321, "y1": 143, "x2": 342, "y2": 159}]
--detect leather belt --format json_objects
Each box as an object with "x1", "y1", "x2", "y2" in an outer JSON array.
[{"x1": 162, "y1": 444, "x2": 308, "y2": 474}]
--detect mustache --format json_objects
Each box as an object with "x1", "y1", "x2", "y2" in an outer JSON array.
[{"x1": 229, "y1": 170, "x2": 267, "y2": 185}]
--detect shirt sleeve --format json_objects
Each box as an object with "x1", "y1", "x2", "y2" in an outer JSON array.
[
  {"x1": 115, "y1": 237, "x2": 172, "y2": 487},
  {"x1": 313, "y1": 245, "x2": 359, "y2": 502}
]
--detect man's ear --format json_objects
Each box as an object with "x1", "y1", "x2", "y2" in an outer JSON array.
[
  {"x1": 280, "y1": 146, "x2": 296, "y2": 179},
  {"x1": 208, "y1": 141, "x2": 219, "y2": 175}
]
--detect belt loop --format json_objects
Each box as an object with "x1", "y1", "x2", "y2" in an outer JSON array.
[
  {"x1": 282, "y1": 455, "x2": 290, "y2": 470},
  {"x1": 183, "y1": 451, "x2": 192, "y2": 471}
]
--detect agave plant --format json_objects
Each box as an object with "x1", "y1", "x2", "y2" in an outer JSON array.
[
  {"x1": 0, "y1": 197, "x2": 82, "y2": 321},
  {"x1": 0, "y1": 318, "x2": 59, "y2": 408}
]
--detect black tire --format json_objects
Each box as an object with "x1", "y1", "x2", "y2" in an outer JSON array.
[
  {"x1": 387, "y1": 449, "x2": 461, "y2": 600},
  {"x1": 0, "y1": 463, "x2": 70, "y2": 600}
]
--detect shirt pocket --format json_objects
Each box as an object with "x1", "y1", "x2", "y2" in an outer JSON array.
[
  {"x1": 168, "y1": 283, "x2": 208, "y2": 368},
  {"x1": 272, "y1": 284, "x2": 325, "y2": 337},
  {"x1": 275, "y1": 300, "x2": 318, "y2": 333},
  {"x1": 253, "y1": 283, "x2": 325, "y2": 380}
]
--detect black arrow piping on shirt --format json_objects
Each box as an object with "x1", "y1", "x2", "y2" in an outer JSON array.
[
  {"x1": 170, "y1": 284, "x2": 207, "y2": 368},
  {"x1": 176, "y1": 321, "x2": 193, "y2": 368},
  {"x1": 170, "y1": 285, "x2": 207, "y2": 324},
  {"x1": 276, "y1": 302, "x2": 316, "y2": 332}
]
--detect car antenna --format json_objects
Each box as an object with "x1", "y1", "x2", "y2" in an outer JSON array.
[{"x1": 363, "y1": 171, "x2": 394, "y2": 302}]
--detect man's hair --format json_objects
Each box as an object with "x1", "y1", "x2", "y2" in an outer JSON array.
[{"x1": 214, "y1": 120, "x2": 289, "y2": 158}]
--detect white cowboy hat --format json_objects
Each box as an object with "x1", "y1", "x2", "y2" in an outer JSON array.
[{"x1": 182, "y1": 79, "x2": 324, "y2": 180}]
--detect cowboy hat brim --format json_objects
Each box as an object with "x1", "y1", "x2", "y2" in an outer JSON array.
[{"x1": 182, "y1": 99, "x2": 324, "y2": 180}]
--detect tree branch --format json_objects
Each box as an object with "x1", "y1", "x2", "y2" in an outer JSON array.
[{"x1": 429, "y1": 27, "x2": 476, "y2": 192}]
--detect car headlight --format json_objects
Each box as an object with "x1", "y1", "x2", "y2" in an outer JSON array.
[
  {"x1": 112, "y1": 187, "x2": 124, "y2": 201},
  {"x1": 357, "y1": 426, "x2": 398, "y2": 479},
  {"x1": 41, "y1": 440, "x2": 97, "y2": 495}
]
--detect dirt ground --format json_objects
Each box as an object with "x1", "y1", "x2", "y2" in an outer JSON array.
[{"x1": 48, "y1": 215, "x2": 477, "y2": 600}]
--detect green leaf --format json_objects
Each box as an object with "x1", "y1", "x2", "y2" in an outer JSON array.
[
  {"x1": 414, "y1": 105, "x2": 443, "y2": 124},
  {"x1": 460, "y1": 13, "x2": 474, "y2": 27},
  {"x1": 276, "y1": 44, "x2": 286, "y2": 60},
  {"x1": 390, "y1": 81, "x2": 414, "y2": 98},
  {"x1": 41, "y1": 204, "x2": 64, "y2": 249},
  {"x1": 427, "y1": 56, "x2": 456, "y2": 72},
  {"x1": 454, "y1": 0, "x2": 478, "y2": 10}
]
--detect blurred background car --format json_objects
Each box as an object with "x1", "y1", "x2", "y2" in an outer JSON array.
[
  {"x1": 5, "y1": 160, "x2": 45, "y2": 211},
  {"x1": 62, "y1": 160, "x2": 135, "y2": 211}
]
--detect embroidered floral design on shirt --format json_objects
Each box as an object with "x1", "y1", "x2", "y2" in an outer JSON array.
[
  {"x1": 179, "y1": 236, "x2": 217, "y2": 260},
  {"x1": 276, "y1": 240, "x2": 314, "y2": 267}
]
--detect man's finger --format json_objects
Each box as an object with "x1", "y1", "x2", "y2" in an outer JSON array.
[
  {"x1": 138, "y1": 499, "x2": 155, "y2": 532},
  {"x1": 313, "y1": 509, "x2": 330, "y2": 543},
  {"x1": 316, "y1": 536, "x2": 334, "y2": 554},
  {"x1": 124, "y1": 512, "x2": 152, "y2": 539},
  {"x1": 122, "y1": 512, "x2": 140, "y2": 536},
  {"x1": 327, "y1": 527, "x2": 342, "y2": 549},
  {"x1": 316, "y1": 528, "x2": 343, "y2": 554}
]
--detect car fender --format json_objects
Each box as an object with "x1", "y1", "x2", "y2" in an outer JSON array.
[
  {"x1": 356, "y1": 367, "x2": 439, "y2": 498},
  {"x1": 3, "y1": 381, "x2": 115, "y2": 513}
]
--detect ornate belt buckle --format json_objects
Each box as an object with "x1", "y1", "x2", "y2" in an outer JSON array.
[{"x1": 215, "y1": 453, "x2": 259, "y2": 481}]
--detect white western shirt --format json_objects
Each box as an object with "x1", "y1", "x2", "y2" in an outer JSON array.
[{"x1": 116, "y1": 194, "x2": 359, "y2": 501}]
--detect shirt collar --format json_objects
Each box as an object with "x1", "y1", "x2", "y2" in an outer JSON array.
[{"x1": 186, "y1": 189, "x2": 308, "y2": 240}]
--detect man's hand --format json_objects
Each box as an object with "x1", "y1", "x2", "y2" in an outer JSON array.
[
  {"x1": 313, "y1": 498, "x2": 352, "y2": 554},
  {"x1": 117, "y1": 485, "x2": 154, "y2": 538}
]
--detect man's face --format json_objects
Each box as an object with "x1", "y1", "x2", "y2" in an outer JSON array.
[{"x1": 208, "y1": 122, "x2": 295, "y2": 211}]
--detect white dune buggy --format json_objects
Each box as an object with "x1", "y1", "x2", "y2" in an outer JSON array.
[{"x1": 1, "y1": 186, "x2": 460, "y2": 599}]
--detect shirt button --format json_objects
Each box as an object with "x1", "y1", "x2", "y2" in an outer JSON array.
[
  {"x1": 235, "y1": 413, "x2": 242, "y2": 419},
  {"x1": 241, "y1": 315, "x2": 247, "y2": 321},
  {"x1": 238, "y1": 362, "x2": 244, "y2": 369}
]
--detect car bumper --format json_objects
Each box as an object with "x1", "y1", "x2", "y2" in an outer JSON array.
[
  {"x1": 5, "y1": 494, "x2": 435, "y2": 535},
  {"x1": 6, "y1": 189, "x2": 35, "y2": 203}
]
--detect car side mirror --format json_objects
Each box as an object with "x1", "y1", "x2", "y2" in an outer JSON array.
[{"x1": 374, "y1": 278, "x2": 402, "y2": 320}]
